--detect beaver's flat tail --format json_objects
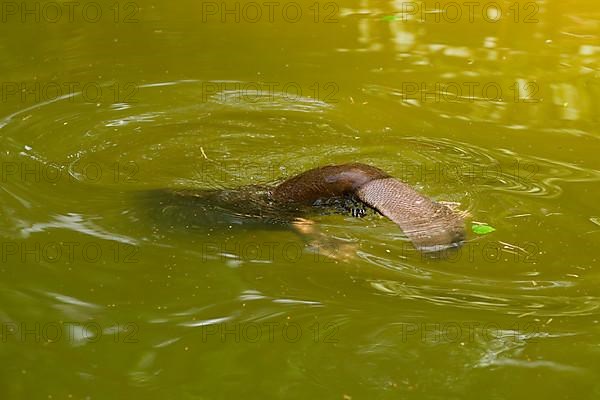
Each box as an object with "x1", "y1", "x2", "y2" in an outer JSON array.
[
  {"x1": 273, "y1": 163, "x2": 465, "y2": 251},
  {"x1": 356, "y1": 178, "x2": 465, "y2": 251}
]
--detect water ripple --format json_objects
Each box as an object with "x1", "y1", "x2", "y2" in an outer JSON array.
[{"x1": 369, "y1": 280, "x2": 600, "y2": 317}]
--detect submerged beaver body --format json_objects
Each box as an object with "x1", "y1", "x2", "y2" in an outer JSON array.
[{"x1": 144, "y1": 163, "x2": 466, "y2": 251}]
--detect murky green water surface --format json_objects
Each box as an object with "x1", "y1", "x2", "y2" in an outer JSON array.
[{"x1": 1, "y1": 0, "x2": 599, "y2": 398}]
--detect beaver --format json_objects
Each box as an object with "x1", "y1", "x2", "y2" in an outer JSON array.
[{"x1": 142, "y1": 163, "x2": 466, "y2": 252}]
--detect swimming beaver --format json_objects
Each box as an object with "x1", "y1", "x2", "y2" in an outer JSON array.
[{"x1": 144, "y1": 163, "x2": 466, "y2": 251}]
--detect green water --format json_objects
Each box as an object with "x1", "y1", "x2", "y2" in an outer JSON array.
[{"x1": 1, "y1": 0, "x2": 599, "y2": 398}]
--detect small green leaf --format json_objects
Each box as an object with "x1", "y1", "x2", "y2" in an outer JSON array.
[
  {"x1": 382, "y1": 15, "x2": 398, "y2": 22},
  {"x1": 472, "y1": 224, "x2": 496, "y2": 235}
]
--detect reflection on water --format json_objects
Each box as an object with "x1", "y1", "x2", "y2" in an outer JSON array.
[{"x1": 337, "y1": 0, "x2": 600, "y2": 131}]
